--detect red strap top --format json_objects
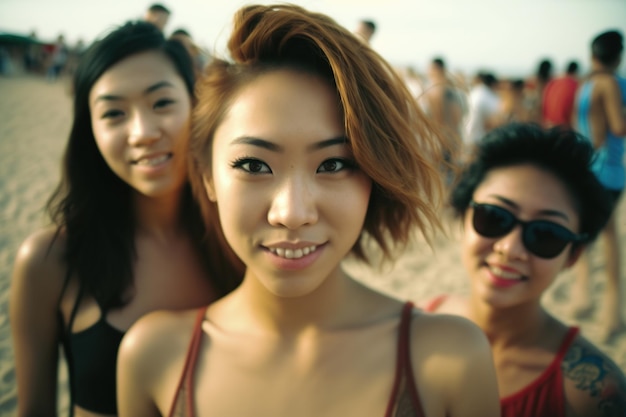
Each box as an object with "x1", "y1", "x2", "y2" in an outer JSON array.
[
  {"x1": 500, "y1": 327, "x2": 580, "y2": 417},
  {"x1": 423, "y1": 294, "x2": 448, "y2": 313},
  {"x1": 425, "y1": 294, "x2": 581, "y2": 416},
  {"x1": 168, "y1": 302, "x2": 426, "y2": 417}
]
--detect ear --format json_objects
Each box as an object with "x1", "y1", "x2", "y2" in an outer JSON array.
[
  {"x1": 203, "y1": 176, "x2": 216, "y2": 202},
  {"x1": 564, "y1": 244, "x2": 585, "y2": 269}
]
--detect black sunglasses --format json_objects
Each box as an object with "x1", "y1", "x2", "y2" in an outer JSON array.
[{"x1": 470, "y1": 202, "x2": 587, "y2": 259}]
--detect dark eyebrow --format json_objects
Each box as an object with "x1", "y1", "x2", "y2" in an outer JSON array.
[
  {"x1": 230, "y1": 136, "x2": 349, "y2": 153},
  {"x1": 93, "y1": 81, "x2": 175, "y2": 103},
  {"x1": 492, "y1": 195, "x2": 570, "y2": 221},
  {"x1": 307, "y1": 136, "x2": 349, "y2": 151},
  {"x1": 145, "y1": 81, "x2": 174, "y2": 94},
  {"x1": 231, "y1": 136, "x2": 282, "y2": 152}
]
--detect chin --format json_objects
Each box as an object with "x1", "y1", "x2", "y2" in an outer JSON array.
[
  {"x1": 263, "y1": 277, "x2": 326, "y2": 299},
  {"x1": 479, "y1": 289, "x2": 525, "y2": 310}
]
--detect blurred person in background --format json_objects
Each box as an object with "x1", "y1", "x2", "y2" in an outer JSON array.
[
  {"x1": 542, "y1": 60, "x2": 580, "y2": 129},
  {"x1": 421, "y1": 57, "x2": 466, "y2": 184},
  {"x1": 170, "y1": 28, "x2": 210, "y2": 78},
  {"x1": 465, "y1": 72, "x2": 503, "y2": 156},
  {"x1": 571, "y1": 29, "x2": 626, "y2": 342},
  {"x1": 354, "y1": 18, "x2": 376, "y2": 44},
  {"x1": 144, "y1": 3, "x2": 171, "y2": 32}
]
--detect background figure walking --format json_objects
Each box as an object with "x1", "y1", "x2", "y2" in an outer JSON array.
[{"x1": 571, "y1": 29, "x2": 626, "y2": 341}]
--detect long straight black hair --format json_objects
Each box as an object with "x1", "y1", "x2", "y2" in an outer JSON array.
[{"x1": 47, "y1": 21, "x2": 243, "y2": 311}]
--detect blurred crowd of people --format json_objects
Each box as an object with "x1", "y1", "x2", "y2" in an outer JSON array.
[{"x1": 0, "y1": 3, "x2": 211, "y2": 81}]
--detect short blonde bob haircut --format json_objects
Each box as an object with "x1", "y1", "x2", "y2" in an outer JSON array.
[{"x1": 189, "y1": 4, "x2": 445, "y2": 263}]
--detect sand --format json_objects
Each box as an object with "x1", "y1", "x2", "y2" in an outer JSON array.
[{"x1": 0, "y1": 74, "x2": 624, "y2": 416}]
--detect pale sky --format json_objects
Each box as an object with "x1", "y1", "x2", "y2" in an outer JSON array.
[{"x1": 1, "y1": 0, "x2": 625, "y2": 78}]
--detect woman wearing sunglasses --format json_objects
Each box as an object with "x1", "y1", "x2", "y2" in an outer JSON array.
[{"x1": 424, "y1": 123, "x2": 626, "y2": 417}]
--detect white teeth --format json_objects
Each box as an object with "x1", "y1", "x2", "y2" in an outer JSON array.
[
  {"x1": 270, "y1": 245, "x2": 317, "y2": 259},
  {"x1": 135, "y1": 154, "x2": 170, "y2": 166},
  {"x1": 489, "y1": 265, "x2": 522, "y2": 280}
]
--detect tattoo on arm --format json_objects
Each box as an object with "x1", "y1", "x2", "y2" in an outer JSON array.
[{"x1": 562, "y1": 344, "x2": 626, "y2": 416}]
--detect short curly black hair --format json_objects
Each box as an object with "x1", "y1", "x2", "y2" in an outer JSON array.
[{"x1": 450, "y1": 123, "x2": 613, "y2": 243}]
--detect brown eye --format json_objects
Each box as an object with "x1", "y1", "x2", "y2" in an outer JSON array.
[
  {"x1": 320, "y1": 160, "x2": 338, "y2": 172},
  {"x1": 231, "y1": 158, "x2": 272, "y2": 174},
  {"x1": 317, "y1": 158, "x2": 356, "y2": 173},
  {"x1": 248, "y1": 160, "x2": 265, "y2": 173}
]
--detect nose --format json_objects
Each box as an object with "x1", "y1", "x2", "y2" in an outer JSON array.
[
  {"x1": 493, "y1": 225, "x2": 529, "y2": 260},
  {"x1": 128, "y1": 109, "x2": 160, "y2": 146},
  {"x1": 267, "y1": 174, "x2": 318, "y2": 230}
]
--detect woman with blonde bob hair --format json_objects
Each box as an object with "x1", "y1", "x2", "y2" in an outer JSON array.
[{"x1": 117, "y1": 5, "x2": 500, "y2": 416}]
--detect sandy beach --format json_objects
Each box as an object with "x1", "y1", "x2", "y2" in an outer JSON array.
[{"x1": 0, "y1": 74, "x2": 624, "y2": 415}]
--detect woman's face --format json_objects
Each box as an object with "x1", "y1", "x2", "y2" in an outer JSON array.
[
  {"x1": 89, "y1": 50, "x2": 191, "y2": 198},
  {"x1": 462, "y1": 164, "x2": 582, "y2": 309},
  {"x1": 206, "y1": 69, "x2": 372, "y2": 297}
]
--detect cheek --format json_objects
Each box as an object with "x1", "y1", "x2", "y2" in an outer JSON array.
[
  {"x1": 210, "y1": 170, "x2": 257, "y2": 241},
  {"x1": 533, "y1": 257, "x2": 569, "y2": 286},
  {"x1": 331, "y1": 175, "x2": 372, "y2": 238},
  {"x1": 168, "y1": 112, "x2": 192, "y2": 144},
  {"x1": 92, "y1": 126, "x2": 122, "y2": 166},
  {"x1": 460, "y1": 221, "x2": 493, "y2": 269},
  {"x1": 350, "y1": 178, "x2": 372, "y2": 222}
]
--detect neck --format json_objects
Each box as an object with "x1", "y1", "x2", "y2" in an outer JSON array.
[
  {"x1": 232, "y1": 267, "x2": 368, "y2": 335},
  {"x1": 132, "y1": 187, "x2": 185, "y2": 241},
  {"x1": 467, "y1": 294, "x2": 551, "y2": 350},
  {"x1": 591, "y1": 60, "x2": 616, "y2": 74}
]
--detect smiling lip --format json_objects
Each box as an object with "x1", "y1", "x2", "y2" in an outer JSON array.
[
  {"x1": 131, "y1": 152, "x2": 172, "y2": 166},
  {"x1": 263, "y1": 242, "x2": 325, "y2": 270},
  {"x1": 485, "y1": 263, "x2": 525, "y2": 288}
]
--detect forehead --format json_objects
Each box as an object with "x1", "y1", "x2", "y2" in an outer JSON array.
[
  {"x1": 474, "y1": 164, "x2": 579, "y2": 216},
  {"x1": 89, "y1": 51, "x2": 183, "y2": 98},
  {"x1": 235, "y1": 68, "x2": 335, "y2": 101},
  {"x1": 216, "y1": 69, "x2": 343, "y2": 138}
]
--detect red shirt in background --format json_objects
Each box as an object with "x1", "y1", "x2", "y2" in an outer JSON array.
[{"x1": 542, "y1": 75, "x2": 579, "y2": 129}]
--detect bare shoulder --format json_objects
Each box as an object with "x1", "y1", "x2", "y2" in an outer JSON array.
[
  {"x1": 410, "y1": 311, "x2": 500, "y2": 416},
  {"x1": 595, "y1": 74, "x2": 621, "y2": 93},
  {"x1": 120, "y1": 309, "x2": 199, "y2": 358},
  {"x1": 14, "y1": 227, "x2": 65, "y2": 273},
  {"x1": 118, "y1": 308, "x2": 204, "y2": 415},
  {"x1": 562, "y1": 334, "x2": 626, "y2": 417},
  {"x1": 11, "y1": 227, "x2": 66, "y2": 298},
  {"x1": 119, "y1": 308, "x2": 203, "y2": 380},
  {"x1": 411, "y1": 310, "x2": 491, "y2": 356}
]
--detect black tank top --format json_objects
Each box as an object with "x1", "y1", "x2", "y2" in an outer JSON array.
[{"x1": 60, "y1": 283, "x2": 124, "y2": 415}]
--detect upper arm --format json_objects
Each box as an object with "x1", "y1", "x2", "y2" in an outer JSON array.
[
  {"x1": 600, "y1": 77, "x2": 626, "y2": 136},
  {"x1": 117, "y1": 310, "x2": 197, "y2": 417},
  {"x1": 10, "y1": 229, "x2": 66, "y2": 416},
  {"x1": 562, "y1": 339, "x2": 626, "y2": 417},
  {"x1": 117, "y1": 313, "x2": 169, "y2": 417},
  {"x1": 412, "y1": 314, "x2": 500, "y2": 417}
]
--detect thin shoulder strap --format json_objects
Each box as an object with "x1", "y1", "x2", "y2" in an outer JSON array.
[
  {"x1": 556, "y1": 327, "x2": 580, "y2": 361},
  {"x1": 398, "y1": 302, "x2": 424, "y2": 413},
  {"x1": 66, "y1": 280, "x2": 84, "y2": 336},
  {"x1": 423, "y1": 294, "x2": 447, "y2": 313},
  {"x1": 385, "y1": 302, "x2": 426, "y2": 417},
  {"x1": 57, "y1": 266, "x2": 79, "y2": 417},
  {"x1": 168, "y1": 308, "x2": 206, "y2": 417}
]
